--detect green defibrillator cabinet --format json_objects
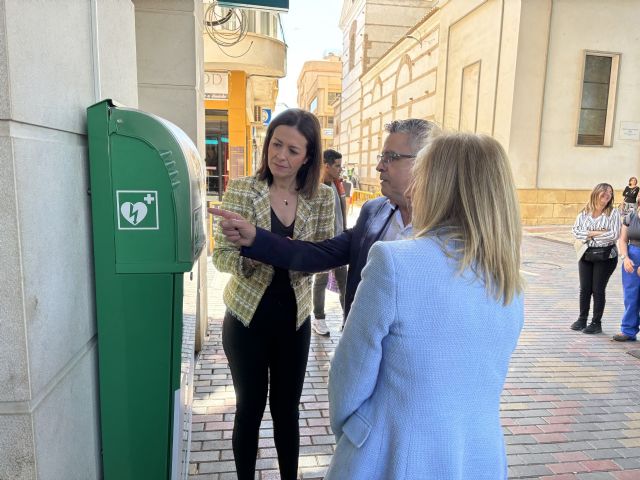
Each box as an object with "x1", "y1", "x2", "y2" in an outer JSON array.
[{"x1": 87, "y1": 99, "x2": 206, "y2": 480}]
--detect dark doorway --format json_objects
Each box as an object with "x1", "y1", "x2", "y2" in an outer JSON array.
[{"x1": 205, "y1": 110, "x2": 229, "y2": 200}]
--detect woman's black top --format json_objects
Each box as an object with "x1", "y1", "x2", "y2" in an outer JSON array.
[
  {"x1": 624, "y1": 212, "x2": 640, "y2": 242},
  {"x1": 268, "y1": 208, "x2": 295, "y2": 294},
  {"x1": 623, "y1": 186, "x2": 639, "y2": 203}
]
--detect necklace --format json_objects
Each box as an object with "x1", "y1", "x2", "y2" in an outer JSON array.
[{"x1": 284, "y1": 199, "x2": 289, "y2": 206}]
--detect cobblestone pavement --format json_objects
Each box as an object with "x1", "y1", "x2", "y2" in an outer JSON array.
[{"x1": 188, "y1": 234, "x2": 640, "y2": 480}]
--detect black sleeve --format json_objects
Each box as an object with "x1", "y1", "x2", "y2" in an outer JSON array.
[{"x1": 241, "y1": 227, "x2": 353, "y2": 273}]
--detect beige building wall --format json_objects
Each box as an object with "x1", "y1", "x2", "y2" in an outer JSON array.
[
  {"x1": 337, "y1": 0, "x2": 436, "y2": 176},
  {"x1": 297, "y1": 54, "x2": 342, "y2": 151},
  {"x1": 337, "y1": 0, "x2": 640, "y2": 224},
  {"x1": 135, "y1": 0, "x2": 205, "y2": 150},
  {"x1": 538, "y1": 0, "x2": 640, "y2": 190}
]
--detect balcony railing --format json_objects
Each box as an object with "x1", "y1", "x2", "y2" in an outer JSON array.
[{"x1": 208, "y1": 4, "x2": 283, "y2": 42}]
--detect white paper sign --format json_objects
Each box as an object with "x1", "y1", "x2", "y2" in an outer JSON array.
[{"x1": 620, "y1": 122, "x2": 640, "y2": 141}]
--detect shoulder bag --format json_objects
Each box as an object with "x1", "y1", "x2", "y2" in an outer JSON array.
[{"x1": 583, "y1": 245, "x2": 614, "y2": 262}]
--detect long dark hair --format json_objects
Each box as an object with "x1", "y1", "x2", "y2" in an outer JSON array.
[{"x1": 256, "y1": 108, "x2": 322, "y2": 199}]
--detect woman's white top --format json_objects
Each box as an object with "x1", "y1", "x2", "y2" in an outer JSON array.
[{"x1": 572, "y1": 209, "x2": 620, "y2": 248}]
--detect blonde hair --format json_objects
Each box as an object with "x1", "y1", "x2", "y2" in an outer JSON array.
[
  {"x1": 583, "y1": 183, "x2": 614, "y2": 215},
  {"x1": 411, "y1": 132, "x2": 523, "y2": 305}
]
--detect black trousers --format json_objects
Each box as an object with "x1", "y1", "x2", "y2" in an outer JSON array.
[
  {"x1": 578, "y1": 256, "x2": 618, "y2": 322},
  {"x1": 222, "y1": 292, "x2": 310, "y2": 480}
]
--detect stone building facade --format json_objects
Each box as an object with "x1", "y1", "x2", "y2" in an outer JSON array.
[
  {"x1": 297, "y1": 53, "x2": 343, "y2": 152},
  {"x1": 336, "y1": 0, "x2": 640, "y2": 224}
]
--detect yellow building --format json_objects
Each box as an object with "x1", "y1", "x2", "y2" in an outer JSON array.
[
  {"x1": 296, "y1": 53, "x2": 343, "y2": 152},
  {"x1": 203, "y1": 4, "x2": 286, "y2": 200},
  {"x1": 337, "y1": 0, "x2": 640, "y2": 224}
]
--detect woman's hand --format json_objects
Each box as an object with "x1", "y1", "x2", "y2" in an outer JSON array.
[
  {"x1": 209, "y1": 207, "x2": 257, "y2": 247},
  {"x1": 623, "y1": 257, "x2": 634, "y2": 273}
]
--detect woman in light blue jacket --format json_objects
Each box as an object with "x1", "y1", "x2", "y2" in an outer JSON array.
[{"x1": 326, "y1": 133, "x2": 525, "y2": 480}]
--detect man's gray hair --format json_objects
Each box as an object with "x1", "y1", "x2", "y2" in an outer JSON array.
[{"x1": 385, "y1": 119, "x2": 440, "y2": 153}]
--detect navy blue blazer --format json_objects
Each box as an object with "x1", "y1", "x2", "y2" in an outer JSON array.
[{"x1": 241, "y1": 196, "x2": 397, "y2": 317}]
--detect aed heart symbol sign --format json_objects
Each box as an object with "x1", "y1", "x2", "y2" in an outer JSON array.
[
  {"x1": 116, "y1": 190, "x2": 159, "y2": 230},
  {"x1": 121, "y1": 202, "x2": 148, "y2": 225}
]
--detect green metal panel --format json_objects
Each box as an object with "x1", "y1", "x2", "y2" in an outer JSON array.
[
  {"x1": 107, "y1": 106, "x2": 205, "y2": 272},
  {"x1": 217, "y1": 0, "x2": 288, "y2": 11},
  {"x1": 111, "y1": 134, "x2": 176, "y2": 267},
  {"x1": 87, "y1": 99, "x2": 204, "y2": 480},
  {"x1": 98, "y1": 273, "x2": 175, "y2": 479}
]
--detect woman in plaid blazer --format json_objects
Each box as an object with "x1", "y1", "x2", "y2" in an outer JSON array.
[{"x1": 212, "y1": 109, "x2": 334, "y2": 480}]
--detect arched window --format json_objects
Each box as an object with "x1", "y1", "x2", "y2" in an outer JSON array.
[
  {"x1": 349, "y1": 21, "x2": 357, "y2": 71},
  {"x1": 372, "y1": 77, "x2": 383, "y2": 102},
  {"x1": 395, "y1": 55, "x2": 412, "y2": 88}
]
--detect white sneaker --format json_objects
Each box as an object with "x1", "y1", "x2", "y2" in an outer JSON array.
[{"x1": 312, "y1": 318, "x2": 330, "y2": 336}]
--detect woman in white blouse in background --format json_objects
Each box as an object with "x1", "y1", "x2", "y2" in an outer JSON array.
[{"x1": 571, "y1": 183, "x2": 620, "y2": 334}]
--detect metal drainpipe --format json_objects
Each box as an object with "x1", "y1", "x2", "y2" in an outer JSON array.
[{"x1": 90, "y1": 0, "x2": 102, "y2": 102}]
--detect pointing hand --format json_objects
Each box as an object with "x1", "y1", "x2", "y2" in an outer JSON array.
[{"x1": 208, "y1": 207, "x2": 257, "y2": 247}]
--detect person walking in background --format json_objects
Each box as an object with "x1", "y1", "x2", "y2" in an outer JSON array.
[
  {"x1": 325, "y1": 133, "x2": 524, "y2": 480},
  {"x1": 571, "y1": 183, "x2": 620, "y2": 334},
  {"x1": 333, "y1": 169, "x2": 348, "y2": 226},
  {"x1": 212, "y1": 109, "x2": 335, "y2": 480},
  {"x1": 311, "y1": 149, "x2": 348, "y2": 336},
  {"x1": 614, "y1": 206, "x2": 640, "y2": 341},
  {"x1": 210, "y1": 119, "x2": 440, "y2": 322},
  {"x1": 622, "y1": 177, "x2": 639, "y2": 214}
]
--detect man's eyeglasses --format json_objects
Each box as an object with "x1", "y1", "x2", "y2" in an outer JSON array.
[{"x1": 376, "y1": 151, "x2": 416, "y2": 167}]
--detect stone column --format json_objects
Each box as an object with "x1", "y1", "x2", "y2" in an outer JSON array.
[
  {"x1": 0, "y1": 1, "x2": 138, "y2": 479},
  {"x1": 133, "y1": 0, "x2": 208, "y2": 349},
  {"x1": 506, "y1": 0, "x2": 553, "y2": 189}
]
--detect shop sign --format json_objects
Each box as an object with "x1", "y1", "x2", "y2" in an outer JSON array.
[
  {"x1": 204, "y1": 72, "x2": 228, "y2": 100},
  {"x1": 620, "y1": 122, "x2": 640, "y2": 141},
  {"x1": 261, "y1": 108, "x2": 272, "y2": 126}
]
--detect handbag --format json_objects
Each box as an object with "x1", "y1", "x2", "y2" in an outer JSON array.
[
  {"x1": 574, "y1": 240, "x2": 588, "y2": 261},
  {"x1": 326, "y1": 270, "x2": 340, "y2": 293},
  {"x1": 583, "y1": 245, "x2": 614, "y2": 262}
]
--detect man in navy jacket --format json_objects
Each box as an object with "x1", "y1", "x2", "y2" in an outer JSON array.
[{"x1": 212, "y1": 119, "x2": 438, "y2": 322}]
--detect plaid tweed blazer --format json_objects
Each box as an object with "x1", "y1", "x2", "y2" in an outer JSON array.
[{"x1": 212, "y1": 175, "x2": 335, "y2": 328}]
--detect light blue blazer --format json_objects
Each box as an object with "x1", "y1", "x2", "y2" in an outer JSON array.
[{"x1": 327, "y1": 237, "x2": 524, "y2": 480}]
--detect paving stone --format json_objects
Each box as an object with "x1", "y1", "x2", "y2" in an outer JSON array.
[
  {"x1": 518, "y1": 453, "x2": 558, "y2": 465},
  {"x1": 197, "y1": 460, "x2": 237, "y2": 474},
  {"x1": 575, "y1": 473, "x2": 616, "y2": 479},
  {"x1": 613, "y1": 469, "x2": 640, "y2": 479},
  {"x1": 508, "y1": 464, "x2": 554, "y2": 477},
  {"x1": 587, "y1": 449, "x2": 625, "y2": 460},
  {"x1": 541, "y1": 475, "x2": 580, "y2": 480}
]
